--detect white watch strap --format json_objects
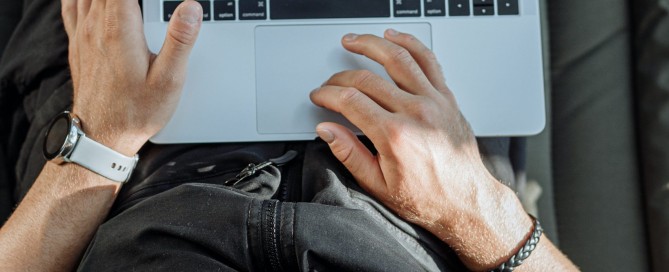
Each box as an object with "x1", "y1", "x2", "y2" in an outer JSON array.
[{"x1": 69, "y1": 135, "x2": 138, "y2": 183}]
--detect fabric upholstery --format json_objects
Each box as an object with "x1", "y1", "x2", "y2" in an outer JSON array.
[
  {"x1": 632, "y1": 1, "x2": 669, "y2": 270},
  {"x1": 526, "y1": 0, "x2": 559, "y2": 243},
  {"x1": 546, "y1": 0, "x2": 650, "y2": 270}
]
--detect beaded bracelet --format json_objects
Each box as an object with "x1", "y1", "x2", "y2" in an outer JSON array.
[{"x1": 491, "y1": 215, "x2": 543, "y2": 272}]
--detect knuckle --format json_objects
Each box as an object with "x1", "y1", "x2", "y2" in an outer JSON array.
[
  {"x1": 168, "y1": 24, "x2": 198, "y2": 47},
  {"x1": 330, "y1": 71, "x2": 347, "y2": 81},
  {"x1": 353, "y1": 70, "x2": 376, "y2": 89},
  {"x1": 388, "y1": 47, "x2": 414, "y2": 67},
  {"x1": 384, "y1": 121, "x2": 410, "y2": 143},
  {"x1": 423, "y1": 49, "x2": 438, "y2": 63},
  {"x1": 103, "y1": 13, "x2": 120, "y2": 38},
  {"x1": 440, "y1": 88, "x2": 456, "y2": 100},
  {"x1": 339, "y1": 87, "x2": 363, "y2": 105},
  {"x1": 333, "y1": 141, "x2": 356, "y2": 167},
  {"x1": 82, "y1": 18, "x2": 96, "y2": 39},
  {"x1": 407, "y1": 99, "x2": 437, "y2": 122}
]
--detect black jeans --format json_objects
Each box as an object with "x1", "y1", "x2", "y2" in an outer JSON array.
[{"x1": 0, "y1": 0, "x2": 527, "y2": 270}]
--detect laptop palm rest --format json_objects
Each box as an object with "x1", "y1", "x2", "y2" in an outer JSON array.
[{"x1": 255, "y1": 23, "x2": 432, "y2": 134}]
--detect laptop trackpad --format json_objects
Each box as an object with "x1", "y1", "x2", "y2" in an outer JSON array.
[{"x1": 255, "y1": 23, "x2": 432, "y2": 135}]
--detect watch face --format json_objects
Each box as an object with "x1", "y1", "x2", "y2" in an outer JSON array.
[{"x1": 43, "y1": 113, "x2": 72, "y2": 160}]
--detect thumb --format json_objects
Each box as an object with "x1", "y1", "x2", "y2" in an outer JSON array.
[
  {"x1": 149, "y1": 0, "x2": 202, "y2": 88},
  {"x1": 316, "y1": 123, "x2": 387, "y2": 196}
]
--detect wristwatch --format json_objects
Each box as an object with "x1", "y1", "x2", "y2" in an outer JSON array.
[{"x1": 43, "y1": 111, "x2": 139, "y2": 183}]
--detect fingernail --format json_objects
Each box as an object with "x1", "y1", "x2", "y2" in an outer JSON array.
[
  {"x1": 317, "y1": 128, "x2": 335, "y2": 143},
  {"x1": 179, "y1": 2, "x2": 202, "y2": 24},
  {"x1": 387, "y1": 28, "x2": 399, "y2": 36},
  {"x1": 343, "y1": 34, "x2": 358, "y2": 42}
]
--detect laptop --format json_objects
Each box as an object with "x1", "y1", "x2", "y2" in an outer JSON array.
[{"x1": 142, "y1": 0, "x2": 545, "y2": 143}]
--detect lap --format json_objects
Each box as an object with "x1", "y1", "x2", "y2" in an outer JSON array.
[{"x1": 0, "y1": 0, "x2": 527, "y2": 269}]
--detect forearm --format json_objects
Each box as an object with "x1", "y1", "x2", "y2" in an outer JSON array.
[
  {"x1": 432, "y1": 176, "x2": 578, "y2": 271},
  {"x1": 0, "y1": 163, "x2": 121, "y2": 271},
  {"x1": 0, "y1": 0, "x2": 200, "y2": 269}
]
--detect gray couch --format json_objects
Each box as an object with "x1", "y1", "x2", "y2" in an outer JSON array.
[{"x1": 526, "y1": 0, "x2": 669, "y2": 271}]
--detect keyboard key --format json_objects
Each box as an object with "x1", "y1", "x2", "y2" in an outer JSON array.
[
  {"x1": 473, "y1": 0, "x2": 494, "y2": 15},
  {"x1": 214, "y1": 0, "x2": 236, "y2": 20},
  {"x1": 497, "y1": 0, "x2": 519, "y2": 15},
  {"x1": 474, "y1": 5, "x2": 494, "y2": 15},
  {"x1": 394, "y1": 0, "x2": 421, "y2": 17},
  {"x1": 197, "y1": 1, "x2": 212, "y2": 21},
  {"x1": 270, "y1": 0, "x2": 390, "y2": 19},
  {"x1": 163, "y1": 1, "x2": 180, "y2": 22},
  {"x1": 473, "y1": 0, "x2": 493, "y2": 5},
  {"x1": 240, "y1": 0, "x2": 267, "y2": 20},
  {"x1": 424, "y1": 0, "x2": 446, "y2": 17},
  {"x1": 449, "y1": 0, "x2": 470, "y2": 16}
]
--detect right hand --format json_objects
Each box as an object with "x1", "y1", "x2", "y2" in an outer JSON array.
[
  {"x1": 310, "y1": 30, "x2": 533, "y2": 270},
  {"x1": 61, "y1": 0, "x2": 203, "y2": 156}
]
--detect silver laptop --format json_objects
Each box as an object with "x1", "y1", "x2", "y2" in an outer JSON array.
[{"x1": 143, "y1": 0, "x2": 545, "y2": 143}]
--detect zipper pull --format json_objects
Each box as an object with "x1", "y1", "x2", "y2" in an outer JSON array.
[{"x1": 224, "y1": 150, "x2": 298, "y2": 186}]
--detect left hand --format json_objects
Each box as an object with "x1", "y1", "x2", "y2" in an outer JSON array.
[{"x1": 62, "y1": 0, "x2": 203, "y2": 156}]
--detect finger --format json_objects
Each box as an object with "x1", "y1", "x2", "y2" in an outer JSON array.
[
  {"x1": 91, "y1": 0, "x2": 107, "y2": 13},
  {"x1": 316, "y1": 122, "x2": 388, "y2": 197},
  {"x1": 341, "y1": 33, "x2": 435, "y2": 96},
  {"x1": 384, "y1": 29, "x2": 450, "y2": 93},
  {"x1": 61, "y1": 0, "x2": 77, "y2": 39},
  {"x1": 105, "y1": 0, "x2": 143, "y2": 22},
  {"x1": 325, "y1": 70, "x2": 414, "y2": 113},
  {"x1": 103, "y1": 0, "x2": 145, "y2": 48},
  {"x1": 77, "y1": 0, "x2": 93, "y2": 23},
  {"x1": 148, "y1": 0, "x2": 203, "y2": 91},
  {"x1": 310, "y1": 85, "x2": 390, "y2": 139}
]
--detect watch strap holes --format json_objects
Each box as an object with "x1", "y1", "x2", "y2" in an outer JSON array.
[{"x1": 111, "y1": 162, "x2": 128, "y2": 172}]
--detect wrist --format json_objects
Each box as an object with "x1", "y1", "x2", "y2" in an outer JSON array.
[
  {"x1": 86, "y1": 132, "x2": 148, "y2": 157},
  {"x1": 43, "y1": 162, "x2": 123, "y2": 196},
  {"x1": 71, "y1": 110, "x2": 149, "y2": 156},
  {"x1": 436, "y1": 174, "x2": 533, "y2": 271}
]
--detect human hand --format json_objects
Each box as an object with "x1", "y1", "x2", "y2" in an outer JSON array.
[
  {"x1": 61, "y1": 0, "x2": 203, "y2": 156},
  {"x1": 310, "y1": 30, "x2": 532, "y2": 270},
  {"x1": 311, "y1": 29, "x2": 489, "y2": 229}
]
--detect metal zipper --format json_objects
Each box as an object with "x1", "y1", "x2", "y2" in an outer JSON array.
[
  {"x1": 223, "y1": 150, "x2": 298, "y2": 187},
  {"x1": 262, "y1": 200, "x2": 284, "y2": 272}
]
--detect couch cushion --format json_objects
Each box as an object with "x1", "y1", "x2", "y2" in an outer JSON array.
[
  {"x1": 548, "y1": 0, "x2": 649, "y2": 270},
  {"x1": 632, "y1": 1, "x2": 669, "y2": 270}
]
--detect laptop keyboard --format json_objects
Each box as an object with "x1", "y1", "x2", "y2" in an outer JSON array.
[{"x1": 162, "y1": 0, "x2": 520, "y2": 22}]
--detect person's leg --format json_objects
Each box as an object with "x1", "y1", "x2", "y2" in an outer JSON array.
[
  {"x1": 0, "y1": 0, "x2": 23, "y2": 224},
  {"x1": 81, "y1": 137, "x2": 522, "y2": 271},
  {"x1": 0, "y1": 0, "x2": 72, "y2": 207},
  {"x1": 0, "y1": 0, "x2": 22, "y2": 56}
]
